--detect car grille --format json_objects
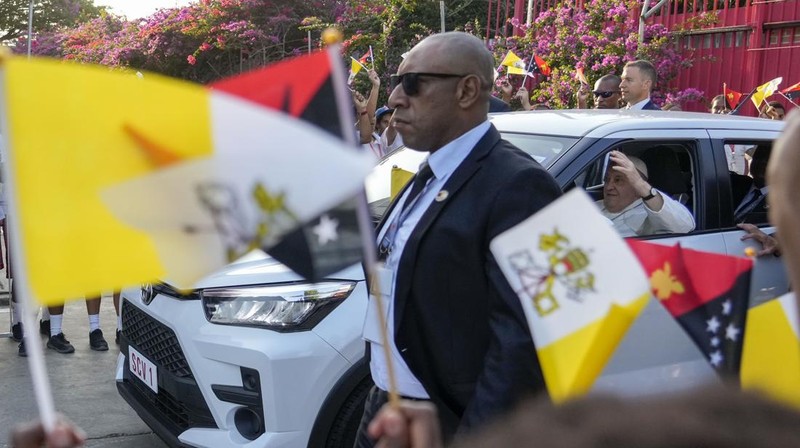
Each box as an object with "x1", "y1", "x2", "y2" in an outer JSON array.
[
  {"x1": 120, "y1": 299, "x2": 216, "y2": 434},
  {"x1": 122, "y1": 299, "x2": 193, "y2": 379}
]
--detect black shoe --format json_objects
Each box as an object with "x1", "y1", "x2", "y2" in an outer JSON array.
[
  {"x1": 47, "y1": 333, "x2": 75, "y2": 354},
  {"x1": 39, "y1": 320, "x2": 50, "y2": 337},
  {"x1": 115, "y1": 329, "x2": 120, "y2": 345},
  {"x1": 89, "y1": 329, "x2": 109, "y2": 351},
  {"x1": 11, "y1": 323, "x2": 23, "y2": 342},
  {"x1": 18, "y1": 340, "x2": 26, "y2": 357}
]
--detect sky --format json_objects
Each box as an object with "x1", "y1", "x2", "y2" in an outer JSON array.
[{"x1": 95, "y1": 0, "x2": 194, "y2": 20}]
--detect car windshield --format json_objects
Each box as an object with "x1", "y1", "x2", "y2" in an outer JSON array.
[{"x1": 499, "y1": 132, "x2": 578, "y2": 168}]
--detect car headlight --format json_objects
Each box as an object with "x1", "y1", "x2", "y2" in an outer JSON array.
[{"x1": 201, "y1": 281, "x2": 356, "y2": 332}]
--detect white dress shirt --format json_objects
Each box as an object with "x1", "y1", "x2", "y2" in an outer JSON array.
[
  {"x1": 627, "y1": 97, "x2": 652, "y2": 110},
  {"x1": 369, "y1": 121, "x2": 491, "y2": 398},
  {"x1": 597, "y1": 189, "x2": 695, "y2": 237}
]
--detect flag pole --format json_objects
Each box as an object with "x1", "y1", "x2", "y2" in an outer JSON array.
[
  {"x1": 369, "y1": 45, "x2": 375, "y2": 71},
  {"x1": 328, "y1": 46, "x2": 401, "y2": 407},
  {"x1": 27, "y1": 0, "x2": 34, "y2": 58},
  {"x1": 520, "y1": 55, "x2": 534, "y2": 90},
  {"x1": 0, "y1": 57, "x2": 58, "y2": 430},
  {"x1": 779, "y1": 92, "x2": 800, "y2": 109},
  {"x1": 729, "y1": 87, "x2": 756, "y2": 115}
]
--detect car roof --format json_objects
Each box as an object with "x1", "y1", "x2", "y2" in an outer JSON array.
[{"x1": 490, "y1": 109, "x2": 785, "y2": 138}]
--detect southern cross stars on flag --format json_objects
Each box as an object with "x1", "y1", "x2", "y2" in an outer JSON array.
[
  {"x1": 781, "y1": 81, "x2": 800, "y2": 100},
  {"x1": 212, "y1": 50, "x2": 368, "y2": 281},
  {"x1": 628, "y1": 240, "x2": 752, "y2": 376}
]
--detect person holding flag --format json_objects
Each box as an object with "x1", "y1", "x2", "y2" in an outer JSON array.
[
  {"x1": 356, "y1": 31, "x2": 561, "y2": 447},
  {"x1": 760, "y1": 100, "x2": 785, "y2": 120}
]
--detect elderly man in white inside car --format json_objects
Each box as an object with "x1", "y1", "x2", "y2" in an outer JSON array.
[{"x1": 598, "y1": 150, "x2": 695, "y2": 237}]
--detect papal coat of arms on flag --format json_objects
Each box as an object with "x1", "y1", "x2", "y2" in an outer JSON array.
[{"x1": 491, "y1": 190, "x2": 650, "y2": 402}]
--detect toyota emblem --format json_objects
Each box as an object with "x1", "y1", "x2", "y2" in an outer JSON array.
[{"x1": 141, "y1": 284, "x2": 156, "y2": 305}]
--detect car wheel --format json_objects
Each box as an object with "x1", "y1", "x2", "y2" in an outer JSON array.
[{"x1": 324, "y1": 377, "x2": 372, "y2": 448}]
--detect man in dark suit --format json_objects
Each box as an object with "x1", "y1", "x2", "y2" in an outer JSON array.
[
  {"x1": 620, "y1": 60, "x2": 661, "y2": 110},
  {"x1": 354, "y1": 32, "x2": 561, "y2": 447},
  {"x1": 733, "y1": 145, "x2": 771, "y2": 224}
]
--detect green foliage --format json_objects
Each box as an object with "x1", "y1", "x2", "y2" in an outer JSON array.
[
  {"x1": 489, "y1": 0, "x2": 716, "y2": 109},
  {"x1": 1, "y1": 0, "x2": 103, "y2": 43}
]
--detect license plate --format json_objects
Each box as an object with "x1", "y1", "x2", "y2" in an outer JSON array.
[{"x1": 129, "y1": 346, "x2": 158, "y2": 394}]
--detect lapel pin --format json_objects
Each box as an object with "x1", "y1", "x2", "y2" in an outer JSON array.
[{"x1": 435, "y1": 190, "x2": 449, "y2": 202}]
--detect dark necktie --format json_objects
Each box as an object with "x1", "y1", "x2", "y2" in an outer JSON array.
[
  {"x1": 735, "y1": 189, "x2": 762, "y2": 221},
  {"x1": 400, "y1": 162, "x2": 434, "y2": 215}
]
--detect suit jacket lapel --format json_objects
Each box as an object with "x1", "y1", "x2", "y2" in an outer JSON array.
[{"x1": 393, "y1": 125, "x2": 502, "y2": 329}]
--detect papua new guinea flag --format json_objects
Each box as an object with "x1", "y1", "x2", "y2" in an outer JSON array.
[
  {"x1": 211, "y1": 49, "x2": 368, "y2": 281},
  {"x1": 628, "y1": 240, "x2": 753, "y2": 376},
  {"x1": 781, "y1": 81, "x2": 800, "y2": 100}
]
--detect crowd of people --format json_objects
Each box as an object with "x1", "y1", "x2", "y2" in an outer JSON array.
[
  {"x1": 8, "y1": 31, "x2": 799, "y2": 448},
  {"x1": 345, "y1": 32, "x2": 799, "y2": 448}
]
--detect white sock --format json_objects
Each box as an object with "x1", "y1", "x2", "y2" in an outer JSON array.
[
  {"x1": 88, "y1": 314, "x2": 100, "y2": 332},
  {"x1": 50, "y1": 314, "x2": 63, "y2": 336},
  {"x1": 117, "y1": 315, "x2": 122, "y2": 331},
  {"x1": 11, "y1": 303, "x2": 20, "y2": 325},
  {"x1": 41, "y1": 307, "x2": 50, "y2": 320}
]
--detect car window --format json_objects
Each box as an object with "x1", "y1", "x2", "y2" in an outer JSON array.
[
  {"x1": 499, "y1": 132, "x2": 579, "y2": 167},
  {"x1": 727, "y1": 141, "x2": 772, "y2": 226},
  {"x1": 569, "y1": 141, "x2": 697, "y2": 238}
]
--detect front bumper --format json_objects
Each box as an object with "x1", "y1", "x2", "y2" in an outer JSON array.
[{"x1": 115, "y1": 281, "x2": 368, "y2": 448}]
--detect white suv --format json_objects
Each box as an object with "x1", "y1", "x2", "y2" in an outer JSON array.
[{"x1": 117, "y1": 110, "x2": 789, "y2": 447}]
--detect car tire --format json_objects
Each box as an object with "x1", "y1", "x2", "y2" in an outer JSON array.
[{"x1": 324, "y1": 376, "x2": 372, "y2": 448}]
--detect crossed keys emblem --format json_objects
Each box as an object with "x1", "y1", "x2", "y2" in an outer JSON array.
[{"x1": 507, "y1": 229, "x2": 596, "y2": 317}]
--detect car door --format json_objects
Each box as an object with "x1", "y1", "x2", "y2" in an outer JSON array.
[
  {"x1": 553, "y1": 128, "x2": 724, "y2": 396},
  {"x1": 706, "y1": 129, "x2": 789, "y2": 307}
]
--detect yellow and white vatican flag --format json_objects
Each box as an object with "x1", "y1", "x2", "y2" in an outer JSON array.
[
  {"x1": 490, "y1": 189, "x2": 650, "y2": 403},
  {"x1": 0, "y1": 54, "x2": 374, "y2": 305},
  {"x1": 500, "y1": 50, "x2": 530, "y2": 76},
  {"x1": 741, "y1": 292, "x2": 800, "y2": 408},
  {"x1": 750, "y1": 77, "x2": 782, "y2": 109}
]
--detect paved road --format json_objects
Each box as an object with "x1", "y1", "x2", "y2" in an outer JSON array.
[{"x1": 1, "y1": 297, "x2": 167, "y2": 447}]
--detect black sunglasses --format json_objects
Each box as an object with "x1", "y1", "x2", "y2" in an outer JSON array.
[
  {"x1": 593, "y1": 90, "x2": 620, "y2": 98},
  {"x1": 390, "y1": 72, "x2": 468, "y2": 96}
]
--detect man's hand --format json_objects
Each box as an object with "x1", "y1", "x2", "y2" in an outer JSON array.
[
  {"x1": 368, "y1": 69, "x2": 381, "y2": 88},
  {"x1": 367, "y1": 401, "x2": 443, "y2": 448},
  {"x1": 738, "y1": 223, "x2": 780, "y2": 256},
  {"x1": 10, "y1": 416, "x2": 86, "y2": 448},
  {"x1": 609, "y1": 151, "x2": 650, "y2": 196},
  {"x1": 516, "y1": 86, "x2": 531, "y2": 110}
]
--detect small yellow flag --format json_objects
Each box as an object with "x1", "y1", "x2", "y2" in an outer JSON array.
[
  {"x1": 390, "y1": 166, "x2": 414, "y2": 200},
  {"x1": 750, "y1": 77, "x2": 782, "y2": 109},
  {"x1": 2, "y1": 57, "x2": 212, "y2": 304},
  {"x1": 741, "y1": 293, "x2": 800, "y2": 408}
]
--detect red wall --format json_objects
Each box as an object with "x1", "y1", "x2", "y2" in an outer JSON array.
[{"x1": 489, "y1": 0, "x2": 800, "y2": 113}]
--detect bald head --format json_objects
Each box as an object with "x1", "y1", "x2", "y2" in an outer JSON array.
[
  {"x1": 409, "y1": 32, "x2": 494, "y2": 95},
  {"x1": 389, "y1": 32, "x2": 495, "y2": 152}
]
